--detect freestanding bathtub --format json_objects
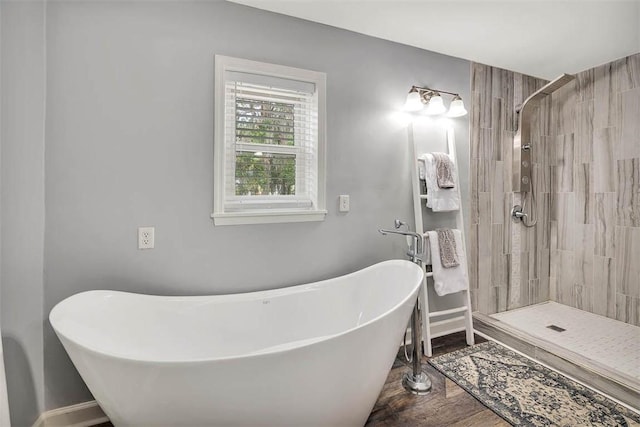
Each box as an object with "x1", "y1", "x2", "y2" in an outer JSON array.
[{"x1": 50, "y1": 260, "x2": 424, "y2": 427}]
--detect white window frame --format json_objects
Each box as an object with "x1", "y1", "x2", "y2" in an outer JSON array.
[{"x1": 212, "y1": 55, "x2": 327, "y2": 226}]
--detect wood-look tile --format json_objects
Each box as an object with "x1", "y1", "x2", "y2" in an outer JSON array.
[
  {"x1": 593, "y1": 127, "x2": 617, "y2": 193},
  {"x1": 478, "y1": 193, "x2": 494, "y2": 313},
  {"x1": 522, "y1": 75, "x2": 543, "y2": 100},
  {"x1": 503, "y1": 75, "x2": 517, "y2": 133},
  {"x1": 536, "y1": 136, "x2": 552, "y2": 167},
  {"x1": 576, "y1": 67, "x2": 595, "y2": 102},
  {"x1": 552, "y1": 81, "x2": 576, "y2": 136},
  {"x1": 528, "y1": 278, "x2": 540, "y2": 306},
  {"x1": 620, "y1": 87, "x2": 640, "y2": 159},
  {"x1": 508, "y1": 252, "x2": 522, "y2": 310},
  {"x1": 479, "y1": 128, "x2": 493, "y2": 161},
  {"x1": 491, "y1": 98, "x2": 503, "y2": 160},
  {"x1": 574, "y1": 100, "x2": 594, "y2": 164},
  {"x1": 491, "y1": 66, "x2": 505, "y2": 98},
  {"x1": 615, "y1": 226, "x2": 640, "y2": 299},
  {"x1": 594, "y1": 62, "x2": 621, "y2": 130},
  {"x1": 555, "y1": 192, "x2": 575, "y2": 251},
  {"x1": 549, "y1": 220, "x2": 558, "y2": 252},
  {"x1": 502, "y1": 194, "x2": 513, "y2": 254},
  {"x1": 529, "y1": 104, "x2": 541, "y2": 152},
  {"x1": 533, "y1": 163, "x2": 550, "y2": 195},
  {"x1": 470, "y1": 161, "x2": 479, "y2": 225},
  {"x1": 480, "y1": 73, "x2": 493, "y2": 130},
  {"x1": 471, "y1": 62, "x2": 486, "y2": 92},
  {"x1": 474, "y1": 159, "x2": 492, "y2": 193},
  {"x1": 538, "y1": 252, "x2": 550, "y2": 302},
  {"x1": 366, "y1": 334, "x2": 508, "y2": 427},
  {"x1": 616, "y1": 53, "x2": 640, "y2": 92},
  {"x1": 594, "y1": 193, "x2": 616, "y2": 257},
  {"x1": 572, "y1": 284, "x2": 593, "y2": 312},
  {"x1": 491, "y1": 161, "x2": 504, "y2": 224},
  {"x1": 471, "y1": 91, "x2": 481, "y2": 159},
  {"x1": 513, "y1": 72, "x2": 524, "y2": 112},
  {"x1": 520, "y1": 253, "x2": 530, "y2": 307},
  {"x1": 469, "y1": 224, "x2": 479, "y2": 294},
  {"x1": 556, "y1": 250, "x2": 574, "y2": 306},
  {"x1": 616, "y1": 158, "x2": 639, "y2": 227},
  {"x1": 593, "y1": 255, "x2": 616, "y2": 319},
  {"x1": 549, "y1": 275, "x2": 558, "y2": 302},
  {"x1": 536, "y1": 193, "x2": 551, "y2": 249},
  {"x1": 555, "y1": 133, "x2": 574, "y2": 192},
  {"x1": 573, "y1": 224, "x2": 594, "y2": 289},
  {"x1": 491, "y1": 225, "x2": 505, "y2": 287},
  {"x1": 615, "y1": 294, "x2": 639, "y2": 326},
  {"x1": 502, "y1": 131, "x2": 514, "y2": 193},
  {"x1": 574, "y1": 163, "x2": 593, "y2": 224},
  {"x1": 527, "y1": 229, "x2": 539, "y2": 280},
  {"x1": 538, "y1": 96, "x2": 553, "y2": 138}
]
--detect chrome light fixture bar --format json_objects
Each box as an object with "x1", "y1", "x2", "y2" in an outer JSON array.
[{"x1": 404, "y1": 86, "x2": 467, "y2": 117}]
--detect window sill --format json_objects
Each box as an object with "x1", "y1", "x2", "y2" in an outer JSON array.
[{"x1": 211, "y1": 210, "x2": 327, "y2": 226}]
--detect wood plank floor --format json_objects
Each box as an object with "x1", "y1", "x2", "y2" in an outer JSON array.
[
  {"x1": 365, "y1": 332, "x2": 508, "y2": 427},
  {"x1": 94, "y1": 332, "x2": 504, "y2": 427}
]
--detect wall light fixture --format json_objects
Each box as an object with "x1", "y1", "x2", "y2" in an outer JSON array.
[{"x1": 404, "y1": 86, "x2": 467, "y2": 117}]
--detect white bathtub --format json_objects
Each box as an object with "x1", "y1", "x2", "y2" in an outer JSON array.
[{"x1": 49, "y1": 260, "x2": 424, "y2": 427}]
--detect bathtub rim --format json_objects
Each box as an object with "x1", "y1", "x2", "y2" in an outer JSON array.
[{"x1": 50, "y1": 259, "x2": 424, "y2": 364}]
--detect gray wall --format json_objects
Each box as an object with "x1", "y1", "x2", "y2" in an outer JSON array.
[
  {"x1": 0, "y1": 1, "x2": 47, "y2": 426},
  {"x1": 0, "y1": 0, "x2": 471, "y2": 415}
]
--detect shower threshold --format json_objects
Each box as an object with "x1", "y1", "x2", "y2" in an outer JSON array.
[{"x1": 473, "y1": 302, "x2": 640, "y2": 410}]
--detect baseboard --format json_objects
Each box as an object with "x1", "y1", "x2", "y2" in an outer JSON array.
[{"x1": 32, "y1": 401, "x2": 108, "y2": 427}]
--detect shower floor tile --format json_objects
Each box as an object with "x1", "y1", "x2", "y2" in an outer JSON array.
[{"x1": 491, "y1": 301, "x2": 640, "y2": 382}]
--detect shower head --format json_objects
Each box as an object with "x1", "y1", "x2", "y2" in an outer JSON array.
[{"x1": 516, "y1": 74, "x2": 575, "y2": 113}]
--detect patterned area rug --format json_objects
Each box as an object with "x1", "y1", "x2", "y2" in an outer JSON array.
[{"x1": 429, "y1": 341, "x2": 640, "y2": 426}]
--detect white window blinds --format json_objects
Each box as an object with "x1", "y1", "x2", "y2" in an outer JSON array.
[{"x1": 213, "y1": 56, "x2": 326, "y2": 225}]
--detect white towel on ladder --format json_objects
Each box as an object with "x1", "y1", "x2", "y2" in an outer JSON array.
[
  {"x1": 419, "y1": 153, "x2": 460, "y2": 212},
  {"x1": 426, "y1": 230, "x2": 469, "y2": 296}
]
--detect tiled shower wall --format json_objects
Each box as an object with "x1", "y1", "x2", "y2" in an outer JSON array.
[
  {"x1": 471, "y1": 54, "x2": 640, "y2": 327},
  {"x1": 549, "y1": 53, "x2": 640, "y2": 326},
  {"x1": 469, "y1": 63, "x2": 551, "y2": 315}
]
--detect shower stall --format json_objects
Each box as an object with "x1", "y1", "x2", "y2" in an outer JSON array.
[{"x1": 468, "y1": 55, "x2": 640, "y2": 409}]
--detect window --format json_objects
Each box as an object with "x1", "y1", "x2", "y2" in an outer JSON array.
[{"x1": 212, "y1": 56, "x2": 327, "y2": 225}]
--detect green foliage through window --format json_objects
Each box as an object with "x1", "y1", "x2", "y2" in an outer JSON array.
[
  {"x1": 235, "y1": 97, "x2": 297, "y2": 196},
  {"x1": 236, "y1": 98, "x2": 295, "y2": 146},
  {"x1": 235, "y1": 152, "x2": 296, "y2": 196}
]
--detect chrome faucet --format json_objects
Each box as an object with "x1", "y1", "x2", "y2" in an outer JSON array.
[
  {"x1": 378, "y1": 220, "x2": 423, "y2": 264},
  {"x1": 377, "y1": 219, "x2": 432, "y2": 395}
]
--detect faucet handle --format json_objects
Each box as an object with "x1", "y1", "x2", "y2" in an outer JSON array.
[{"x1": 394, "y1": 219, "x2": 407, "y2": 230}]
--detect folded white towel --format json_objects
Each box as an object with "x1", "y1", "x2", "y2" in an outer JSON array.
[
  {"x1": 421, "y1": 153, "x2": 460, "y2": 212},
  {"x1": 426, "y1": 230, "x2": 469, "y2": 296},
  {"x1": 418, "y1": 157, "x2": 426, "y2": 180}
]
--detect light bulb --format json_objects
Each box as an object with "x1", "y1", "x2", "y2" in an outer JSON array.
[
  {"x1": 404, "y1": 90, "x2": 424, "y2": 112},
  {"x1": 425, "y1": 93, "x2": 446, "y2": 115},
  {"x1": 447, "y1": 96, "x2": 468, "y2": 117}
]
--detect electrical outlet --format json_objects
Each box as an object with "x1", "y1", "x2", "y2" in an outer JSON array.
[
  {"x1": 339, "y1": 195, "x2": 350, "y2": 212},
  {"x1": 138, "y1": 227, "x2": 155, "y2": 249}
]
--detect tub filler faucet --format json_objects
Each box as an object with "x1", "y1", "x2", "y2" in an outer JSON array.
[
  {"x1": 378, "y1": 220, "x2": 423, "y2": 264},
  {"x1": 378, "y1": 220, "x2": 432, "y2": 395}
]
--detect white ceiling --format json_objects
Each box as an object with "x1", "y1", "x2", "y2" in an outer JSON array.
[{"x1": 228, "y1": 0, "x2": 640, "y2": 80}]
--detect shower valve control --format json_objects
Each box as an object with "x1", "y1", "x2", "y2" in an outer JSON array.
[
  {"x1": 522, "y1": 144, "x2": 531, "y2": 151},
  {"x1": 522, "y1": 176, "x2": 530, "y2": 185}
]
